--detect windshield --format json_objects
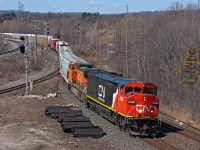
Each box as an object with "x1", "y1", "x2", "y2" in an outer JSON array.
[{"x1": 143, "y1": 88, "x2": 157, "y2": 96}]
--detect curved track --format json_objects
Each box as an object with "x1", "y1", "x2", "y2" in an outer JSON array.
[
  {"x1": 0, "y1": 69, "x2": 60, "y2": 94},
  {"x1": 0, "y1": 40, "x2": 59, "y2": 95},
  {"x1": 0, "y1": 47, "x2": 20, "y2": 55}
]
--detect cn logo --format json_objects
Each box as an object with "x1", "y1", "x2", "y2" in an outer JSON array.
[{"x1": 98, "y1": 85, "x2": 106, "y2": 102}]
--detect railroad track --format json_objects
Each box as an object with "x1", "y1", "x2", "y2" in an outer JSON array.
[
  {"x1": 0, "y1": 47, "x2": 20, "y2": 55},
  {"x1": 162, "y1": 121, "x2": 200, "y2": 143},
  {"x1": 0, "y1": 69, "x2": 60, "y2": 94},
  {"x1": 160, "y1": 112, "x2": 200, "y2": 142},
  {"x1": 142, "y1": 137, "x2": 179, "y2": 150},
  {"x1": 161, "y1": 112, "x2": 200, "y2": 133},
  {"x1": 139, "y1": 121, "x2": 200, "y2": 150}
]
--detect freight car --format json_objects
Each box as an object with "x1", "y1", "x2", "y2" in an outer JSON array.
[
  {"x1": 50, "y1": 38, "x2": 60, "y2": 50},
  {"x1": 2, "y1": 33, "x2": 53, "y2": 47}
]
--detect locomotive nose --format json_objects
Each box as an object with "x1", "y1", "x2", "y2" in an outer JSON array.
[{"x1": 140, "y1": 95, "x2": 159, "y2": 117}]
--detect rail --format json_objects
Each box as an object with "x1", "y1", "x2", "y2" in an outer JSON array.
[
  {"x1": 0, "y1": 69, "x2": 60, "y2": 94},
  {"x1": 0, "y1": 38, "x2": 21, "y2": 55},
  {"x1": 0, "y1": 47, "x2": 20, "y2": 55}
]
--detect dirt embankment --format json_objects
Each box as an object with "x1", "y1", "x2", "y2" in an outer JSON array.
[{"x1": 0, "y1": 76, "x2": 114, "y2": 150}]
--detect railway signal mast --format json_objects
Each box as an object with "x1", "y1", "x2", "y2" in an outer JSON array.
[{"x1": 20, "y1": 36, "x2": 30, "y2": 95}]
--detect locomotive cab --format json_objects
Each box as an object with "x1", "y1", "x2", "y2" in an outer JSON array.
[
  {"x1": 115, "y1": 82, "x2": 159, "y2": 118},
  {"x1": 114, "y1": 82, "x2": 161, "y2": 136}
]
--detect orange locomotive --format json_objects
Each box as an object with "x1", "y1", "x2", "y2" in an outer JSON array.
[
  {"x1": 67, "y1": 61, "x2": 95, "y2": 95},
  {"x1": 67, "y1": 62, "x2": 161, "y2": 136}
]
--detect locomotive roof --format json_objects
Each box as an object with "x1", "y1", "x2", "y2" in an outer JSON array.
[
  {"x1": 89, "y1": 71, "x2": 139, "y2": 86},
  {"x1": 60, "y1": 47, "x2": 88, "y2": 64}
]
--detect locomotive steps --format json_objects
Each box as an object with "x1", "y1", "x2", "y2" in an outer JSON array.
[{"x1": 45, "y1": 105, "x2": 106, "y2": 138}]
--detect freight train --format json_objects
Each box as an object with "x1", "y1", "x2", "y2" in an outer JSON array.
[
  {"x1": 53, "y1": 38, "x2": 161, "y2": 137},
  {"x1": 1, "y1": 33, "x2": 161, "y2": 136}
]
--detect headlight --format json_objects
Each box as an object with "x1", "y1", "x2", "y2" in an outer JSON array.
[
  {"x1": 128, "y1": 99, "x2": 136, "y2": 104},
  {"x1": 138, "y1": 109, "x2": 143, "y2": 113},
  {"x1": 152, "y1": 101, "x2": 159, "y2": 105}
]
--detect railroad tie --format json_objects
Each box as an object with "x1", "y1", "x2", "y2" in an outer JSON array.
[{"x1": 45, "y1": 105, "x2": 106, "y2": 138}]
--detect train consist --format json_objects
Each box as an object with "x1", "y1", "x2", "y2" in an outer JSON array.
[
  {"x1": 51, "y1": 37, "x2": 161, "y2": 137},
  {"x1": 2, "y1": 33, "x2": 161, "y2": 136}
]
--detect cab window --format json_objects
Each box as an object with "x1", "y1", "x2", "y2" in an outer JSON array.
[
  {"x1": 143, "y1": 88, "x2": 157, "y2": 96},
  {"x1": 125, "y1": 86, "x2": 133, "y2": 93},
  {"x1": 125, "y1": 86, "x2": 133, "y2": 96},
  {"x1": 134, "y1": 87, "x2": 142, "y2": 93}
]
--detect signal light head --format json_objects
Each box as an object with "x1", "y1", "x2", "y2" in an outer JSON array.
[
  {"x1": 20, "y1": 36, "x2": 25, "y2": 41},
  {"x1": 20, "y1": 45, "x2": 25, "y2": 54}
]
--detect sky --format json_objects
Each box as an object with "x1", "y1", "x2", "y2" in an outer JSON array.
[{"x1": 0, "y1": 0, "x2": 199, "y2": 14}]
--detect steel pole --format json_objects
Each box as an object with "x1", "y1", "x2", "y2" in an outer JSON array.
[
  {"x1": 125, "y1": 26, "x2": 129, "y2": 76},
  {"x1": 24, "y1": 39, "x2": 28, "y2": 95}
]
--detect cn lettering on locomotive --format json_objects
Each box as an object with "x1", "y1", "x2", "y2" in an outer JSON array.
[{"x1": 98, "y1": 85, "x2": 106, "y2": 102}]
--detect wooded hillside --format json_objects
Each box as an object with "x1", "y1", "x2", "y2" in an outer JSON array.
[{"x1": 0, "y1": 2, "x2": 199, "y2": 127}]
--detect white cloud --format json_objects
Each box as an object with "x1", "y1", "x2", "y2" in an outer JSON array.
[
  {"x1": 113, "y1": 3, "x2": 120, "y2": 8},
  {"x1": 89, "y1": 0, "x2": 99, "y2": 5}
]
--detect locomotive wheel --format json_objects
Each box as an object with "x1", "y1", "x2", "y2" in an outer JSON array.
[
  {"x1": 112, "y1": 113, "x2": 119, "y2": 125},
  {"x1": 119, "y1": 118, "x2": 124, "y2": 131},
  {"x1": 118, "y1": 117, "x2": 126, "y2": 131}
]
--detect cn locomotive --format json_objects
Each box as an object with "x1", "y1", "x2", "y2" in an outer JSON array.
[{"x1": 56, "y1": 39, "x2": 161, "y2": 137}]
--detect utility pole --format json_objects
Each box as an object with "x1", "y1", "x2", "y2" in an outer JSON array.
[
  {"x1": 77, "y1": 23, "x2": 82, "y2": 50},
  {"x1": 198, "y1": 0, "x2": 200, "y2": 10},
  {"x1": 127, "y1": 5, "x2": 129, "y2": 14},
  {"x1": 119, "y1": 27, "x2": 129, "y2": 76},
  {"x1": 44, "y1": 22, "x2": 49, "y2": 56},
  {"x1": 125, "y1": 26, "x2": 128, "y2": 76},
  {"x1": 31, "y1": 20, "x2": 40, "y2": 69},
  {"x1": 46, "y1": 22, "x2": 49, "y2": 53}
]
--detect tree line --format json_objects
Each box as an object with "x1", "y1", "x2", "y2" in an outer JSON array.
[{"x1": 0, "y1": 2, "x2": 199, "y2": 126}]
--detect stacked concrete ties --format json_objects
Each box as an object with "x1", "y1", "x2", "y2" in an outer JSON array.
[{"x1": 45, "y1": 106, "x2": 106, "y2": 138}]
